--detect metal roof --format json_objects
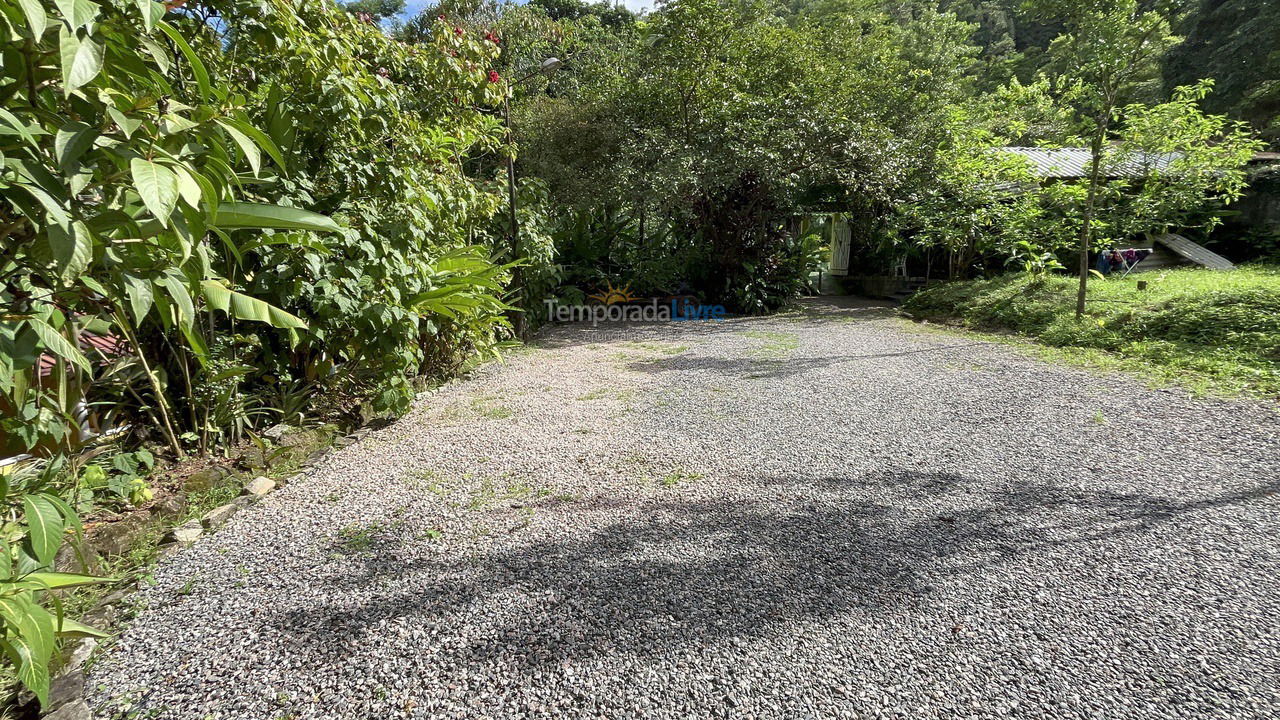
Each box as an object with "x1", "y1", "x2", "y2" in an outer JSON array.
[
  {"x1": 996, "y1": 147, "x2": 1182, "y2": 179},
  {"x1": 1151, "y1": 233, "x2": 1236, "y2": 270}
]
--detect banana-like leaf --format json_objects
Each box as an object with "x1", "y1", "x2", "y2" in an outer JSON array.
[
  {"x1": 54, "y1": 616, "x2": 107, "y2": 638},
  {"x1": 208, "y1": 202, "x2": 340, "y2": 233},
  {"x1": 201, "y1": 280, "x2": 307, "y2": 330},
  {"x1": 156, "y1": 21, "x2": 211, "y2": 98},
  {"x1": 21, "y1": 571, "x2": 108, "y2": 589}
]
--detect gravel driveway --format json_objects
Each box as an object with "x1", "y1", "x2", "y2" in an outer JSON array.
[{"x1": 87, "y1": 298, "x2": 1280, "y2": 719}]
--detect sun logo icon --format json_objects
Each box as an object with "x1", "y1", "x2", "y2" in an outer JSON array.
[{"x1": 588, "y1": 282, "x2": 639, "y2": 305}]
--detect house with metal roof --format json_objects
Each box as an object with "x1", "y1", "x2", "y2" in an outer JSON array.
[
  {"x1": 992, "y1": 147, "x2": 1263, "y2": 273},
  {"x1": 996, "y1": 147, "x2": 1183, "y2": 179}
]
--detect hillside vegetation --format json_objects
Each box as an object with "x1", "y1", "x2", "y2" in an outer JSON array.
[{"x1": 903, "y1": 267, "x2": 1280, "y2": 397}]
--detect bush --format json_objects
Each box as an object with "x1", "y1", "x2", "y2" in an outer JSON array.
[{"x1": 0, "y1": 0, "x2": 513, "y2": 700}]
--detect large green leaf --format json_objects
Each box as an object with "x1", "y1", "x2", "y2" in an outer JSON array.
[
  {"x1": 0, "y1": 594, "x2": 55, "y2": 705},
  {"x1": 58, "y1": 28, "x2": 103, "y2": 94},
  {"x1": 11, "y1": 180, "x2": 70, "y2": 225},
  {"x1": 54, "y1": 616, "x2": 108, "y2": 638},
  {"x1": 21, "y1": 571, "x2": 106, "y2": 589},
  {"x1": 0, "y1": 108, "x2": 43, "y2": 145},
  {"x1": 54, "y1": 120, "x2": 96, "y2": 173},
  {"x1": 21, "y1": 495, "x2": 65, "y2": 567},
  {"x1": 130, "y1": 158, "x2": 179, "y2": 227},
  {"x1": 158, "y1": 271, "x2": 195, "y2": 330},
  {"x1": 121, "y1": 272, "x2": 154, "y2": 324},
  {"x1": 133, "y1": 0, "x2": 164, "y2": 31},
  {"x1": 47, "y1": 221, "x2": 92, "y2": 283},
  {"x1": 172, "y1": 164, "x2": 203, "y2": 209},
  {"x1": 209, "y1": 202, "x2": 340, "y2": 233},
  {"x1": 53, "y1": 0, "x2": 99, "y2": 29},
  {"x1": 218, "y1": 117, "x2": 286, "y2": 175},
  {"x1": 201, "y1": 280, "x2": 307, "y2": 330},
  {"x1": 27, "y1": 318, "x2": 90, "y2": 373},
  {"x1": 15, "y1": 0, "x2": 47, "y2": 38},
  {"x1": 215, "y1": 120, "x2": 261, "y2": 176}
]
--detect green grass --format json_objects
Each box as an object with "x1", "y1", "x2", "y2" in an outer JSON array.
[
  {"x1": 660, "y1": 468, "x2": 704, "y2": 487},
  {"x1": 742, "y1": 330, "x2": 799, "y2": 358},
  {"x1": 180, "y1": 482, "x2": 241, "y2": 523},
  {"x1": 621, "y1": 340, "x2": 689, "y2": 355},
  {"x1": 903, "y1": 266, "x2": 1280, "y2": 398},
  {"x1": 334, "y1": 523, "x2": 379, "y2": 552},
  {"x1": 441, "y1": 396, "x2": 515, "y2": 422}
]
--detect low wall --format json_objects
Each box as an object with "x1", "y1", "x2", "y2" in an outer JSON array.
[{"x1": 844, "y1": 275, "x2": 910, "y2": 298}]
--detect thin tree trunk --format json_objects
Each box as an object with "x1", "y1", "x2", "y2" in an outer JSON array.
[
  {"x1": 115, "y1": 310, "x2": 185, "y2": 458},
  {"x1": 1077, "y1": 113, "x2": 1111, "y2": 319}
]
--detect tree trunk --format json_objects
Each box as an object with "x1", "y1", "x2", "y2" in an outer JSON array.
[
  {"x1": 1076, "y1": 115, "x2": 1110, "y2": 319},
  {"x1": 502, "y1": 96, "x2": 525, "y2": 339}
]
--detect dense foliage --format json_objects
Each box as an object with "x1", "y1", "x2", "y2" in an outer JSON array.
[
  {"x1": 0, "y1": 0, "x2": 512, "y2": 701},
  {"x1": 1164, "y1": 0, "x2": 1280, "y2": 147},
  {"x1": 497, "y1": 0, "x2": 983, "y2": 311},
  {"x1": 450, "y1": 0, "x2": 1266, "y2": 313}
]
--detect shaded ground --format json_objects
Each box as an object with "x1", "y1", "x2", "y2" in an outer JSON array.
[{"x1": 88, "y1": 298, "x2": 1280, "y2": 719}]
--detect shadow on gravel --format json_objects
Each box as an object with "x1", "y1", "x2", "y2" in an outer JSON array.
[
  {"x1": 271, "y1": 469, "x2": 1280, "y2": 672},
  {"x1": 623, "y1": 343, "x2": 992, "y2": 380}
]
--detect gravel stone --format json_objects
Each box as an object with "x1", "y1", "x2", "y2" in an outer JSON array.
[
  {"x1": 47, "y1": 670, "x2": 85, "y2": 711},
  {"x1": 200, "y1": 497, "x2": 251, "y2": 529},
  {"x1": 44, "y1": 699, "x2": 92, "y2": 720},
  {"x1": 242, "y1": 476, "x2": 276, "y2": 497},
  {"x1": 85, "y1": 298, "x2": 1280, "y2": 719},
  {"x1": 166, "y1": 520, "x2": 203, "y2": 545}
]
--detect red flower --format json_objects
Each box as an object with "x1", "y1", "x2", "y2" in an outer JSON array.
[
  {"x1": 454, "y1": 26, "x2": 464, "y2": 36},
  {"x1": 484, "y1": 31, "x2": 500, "y2": 44},
  {"x1": 437, "y1": 14, "x2": 445, "y2": 20},
  {"x1": 488, "y1": 69, "x2": 501, "y2": 83}
]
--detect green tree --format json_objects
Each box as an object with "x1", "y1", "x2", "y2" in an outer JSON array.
[
  {"x1": 511, "y1": 0, "x2": 984, "y2": 309},
  {"x1": 1096, "y1": 81, "x2": 1261, "y2": 247},
  {"x1": 902, "y1": 113, "x2": 1049, "y2": 278},
  {"x1": 1036, "y1": 0, "x2": 1178, "y2": 316},
  {"x1": 340, "y1": 0, "x2": 406, "y2": 21},
  {"x1": 1164, "y1": 0, "x2": 1280, "y2": 147}
]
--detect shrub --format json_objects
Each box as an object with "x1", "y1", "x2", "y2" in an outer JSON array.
[{"x1": 0, "y1": 0, "x2": 513, "y2": 700}]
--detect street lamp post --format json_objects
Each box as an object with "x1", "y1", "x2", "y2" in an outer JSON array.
[{"x1": 504, "y1": 57, "x2": 563, "y2": 340}]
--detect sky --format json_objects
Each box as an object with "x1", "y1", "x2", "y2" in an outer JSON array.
[{"x1": 397, "y1": 0, "x2": 654, "y2": 23}]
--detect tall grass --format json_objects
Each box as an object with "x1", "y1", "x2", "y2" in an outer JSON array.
[{"x1": 903, "y1": 266, "x2": 1280, "y2": 398}]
